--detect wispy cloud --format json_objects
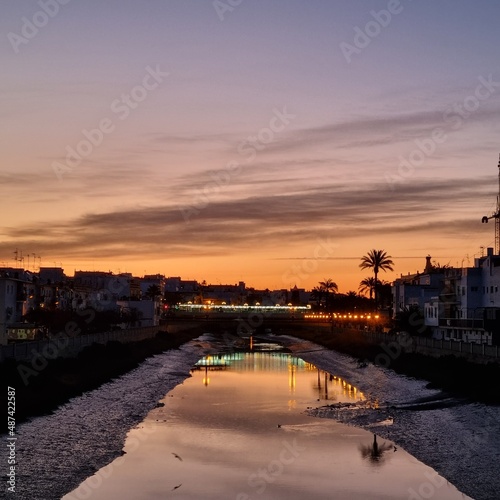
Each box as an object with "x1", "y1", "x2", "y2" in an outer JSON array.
[
  {"x1": 263, "y1": 106, "x2": 500, "y2": 156},
  {"x1": 1, "y1": 176, "x2": 493, "y2": 262}
]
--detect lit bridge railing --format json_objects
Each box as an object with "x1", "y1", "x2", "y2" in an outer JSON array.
[{"x1": 177, "y1": 303, "x2": 311, "y2": 314}]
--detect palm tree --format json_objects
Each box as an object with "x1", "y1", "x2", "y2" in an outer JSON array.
[
  {"x1": 310, "y1": 286, "x2": 324, "y2": 309},
  {"x1": 359, "y1": 250, "x2": 394, "y2": 310},
  {"x1": 319, "y1": 278, "x2": 338, "y2": 311},
  {"x1": 359, "y1": 277, "x2": 378, "y2": 300},
  {"x1": 377, "y1": 280, "x2": 393, "y2": 310},
  {"x1": 145, "y1": 284, "x2": 162, "y2": 300}
]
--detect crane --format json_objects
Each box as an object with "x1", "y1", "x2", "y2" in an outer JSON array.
[{"x1": 481, "y1": 154, "x2": 500, "y2": 254}]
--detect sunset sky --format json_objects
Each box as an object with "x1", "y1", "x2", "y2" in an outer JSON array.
[{"x1": 1, "y1": 0, "x2": 500, "y2": 292}]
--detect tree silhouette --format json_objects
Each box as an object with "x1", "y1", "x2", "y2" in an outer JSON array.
[
  {"x1": 359, "y1": 250, "x2": 394, "y2": 310},
  {"x1": 359, "y1": 434, "x2": 393, "y2": 465},
  {"x1": 318, "y1": 278, "x2": 338, "y2": 311},
  {"x1": 145, "y1": 284, "x2": 162, "y2": 300},
  {"x1": 396, "y1": 305, "x2": 428, "y2": 336},
  {"x1": 311, "y1": 286, "x2": 324, "y2": 309},
  {"x1": 359, "y1": 277, "x2": 378, "y2": 300}
]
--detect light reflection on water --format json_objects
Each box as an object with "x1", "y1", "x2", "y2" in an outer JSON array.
[
  {"x1": 194, "y1": 352, "x2": 365, "y2": 404},
  {"x1": 65, "y1": 351, "x2": 470, "y2": 500}
]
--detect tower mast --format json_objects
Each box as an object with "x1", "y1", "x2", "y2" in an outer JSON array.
[
  {"x1": 481, "y1": 154, "x2": 500, "y2": 254},
  {"x1": 497, "y1": 154, "x2": 500, "y2": 255}
]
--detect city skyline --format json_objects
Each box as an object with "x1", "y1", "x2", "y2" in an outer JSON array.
[{"x1": 2, "y1": 1, "x2": 500, "y2": 291}]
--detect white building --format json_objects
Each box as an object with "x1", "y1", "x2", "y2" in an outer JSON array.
[
  {"x1": 393, "y1": 256, "x2": 444, "y2": 318},
  {"x1": 423, "y1": 248, "x2": 500, "y2": 345},
  {"x1": 0, "y1": 277, "x2": 18, "y2": 345},
  {"x1": 116, "y1": 299, "x2": 161, "y2": 327}
]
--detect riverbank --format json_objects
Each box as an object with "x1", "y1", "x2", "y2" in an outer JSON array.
[
  {"x1": 2, "y1": 327, "x2": 206, "y2": 427},
  {"x1": 282, "y1": 327, "x2": 500, "y2": 404}
]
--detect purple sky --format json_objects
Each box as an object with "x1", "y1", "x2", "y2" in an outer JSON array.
[{"x1": 1, "y1": 0, "x2": 500, "y2": 290}]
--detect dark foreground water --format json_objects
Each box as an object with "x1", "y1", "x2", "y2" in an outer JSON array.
[{"x1": 60, "y1": 348, "x2": 469, "y2": 500}]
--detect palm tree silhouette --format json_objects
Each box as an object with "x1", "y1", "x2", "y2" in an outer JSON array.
[
  {"x1": 319, "y1": 278, "x2": 338, "y2": 311},
  {"x1": 359, "y1": 434, "x2": 393, "y2": 465},
  {"x1": 145, "y1": 284, "x2": 162, "y2": 300},
  {"x1": 358, "y1": 277, "x2": 378, "y2": 301},
  {"x1": 359, "y1": 250, "x2": 394, "y2": 310},
  {"x1": 311, "y1": 286, "x2": 325, "y2": 309}
]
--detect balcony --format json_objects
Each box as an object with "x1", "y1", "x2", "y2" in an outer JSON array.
[{"x1": 439, "y1": 318, "x2": 484, "y2": 329}]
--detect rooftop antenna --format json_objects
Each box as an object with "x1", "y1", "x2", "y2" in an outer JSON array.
[{"x1": 481, "y1": 153, "x2": 500, "y2": 254}]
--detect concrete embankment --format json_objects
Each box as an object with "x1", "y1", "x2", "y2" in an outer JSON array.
[
  {"x1": 0, "y1": 322, "x2": 207, "y2": 363},
  {"x1": 1, "y1": 325, "x2": 207, "y2": 426}
]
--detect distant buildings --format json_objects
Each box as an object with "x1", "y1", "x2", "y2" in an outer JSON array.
[
  {"x1": 200, "y1": 281, "x2": 247, "y2": 305},
  {"x1": 393, "y1": 251, "x2": 500, "y2": 345},
  {"x1": 0, "y1": 267, "x2": 36, "y2": 344},
  {"x1": 0, "y1": 275, "x2": 18, "y2": 345},
  {"x1": 0, "y1": 268, "x2": 162, "y2": 344},
  {"x1": 393, "y1": 256, "x2": 444, "y2": 316},
  {"x1": 0, "y1": 263, "x2": 316, "y2": 345}
]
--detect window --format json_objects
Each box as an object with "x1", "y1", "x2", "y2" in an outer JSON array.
[{"x1": 471, "y1": 286, "x2": 478, "y2": 292}]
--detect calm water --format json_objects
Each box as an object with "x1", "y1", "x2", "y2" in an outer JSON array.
[{"x1": 64, "y1": 350, "x2": 470, "y2": 499}]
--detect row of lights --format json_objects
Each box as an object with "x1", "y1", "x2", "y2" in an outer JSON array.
[
  {"x1": 304, "y1": 313, "x2": 380, "y2": 320},
  {"x1": 180, "y1": 302, "x2": 311, "y2": 311}
]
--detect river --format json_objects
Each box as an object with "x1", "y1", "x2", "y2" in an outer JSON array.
[{"x1": 11, "y1": 333, "x2": 499, "y2": 499}]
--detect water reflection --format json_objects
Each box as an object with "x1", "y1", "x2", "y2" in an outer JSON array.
[
  {"x1": 313, "y1": 369, "x2": 362, "y2": 402},
  {"x1": 359, "y1": 434, "x2": 395, "y2": 465},
  {"x1": 65, "y1": 350, "x2": 471, "y2": 500},
  {"x1": 193, "y1": 352, "x2": 366, "y2": 403}
]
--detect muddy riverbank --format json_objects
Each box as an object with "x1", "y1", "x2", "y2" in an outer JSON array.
[
  {"x1": 2, "y1": 328, "x2": 206, "y2": 426},
  {"x1": 283, "y1": 327, "x2": 500, "y2": 404}
]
